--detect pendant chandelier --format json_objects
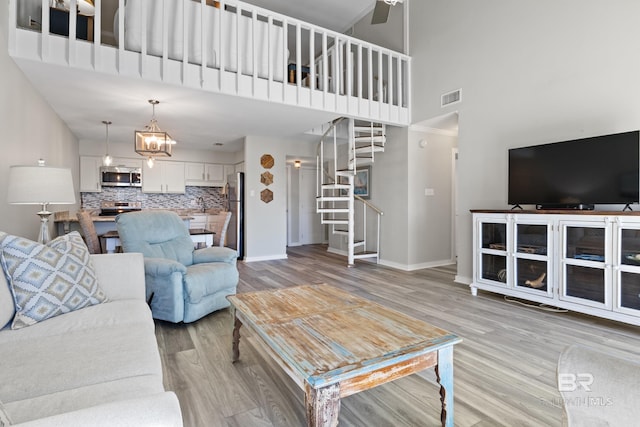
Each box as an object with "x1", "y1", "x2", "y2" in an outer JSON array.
[
  {"x1": 134, "y1": 100, "x2": 175, "y2": 166},
  {"x1": 102, "y1": 120, "x2": 113, "y2": 166}
]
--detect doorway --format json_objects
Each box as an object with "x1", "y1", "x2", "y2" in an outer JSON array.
[{"x1": 287, "y1": 162, "x2": 325, "y2": 246}]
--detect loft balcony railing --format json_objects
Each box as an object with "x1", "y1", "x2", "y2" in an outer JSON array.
[{"x1": 8, "y1": 0, "x2": 411, "y2": 125}]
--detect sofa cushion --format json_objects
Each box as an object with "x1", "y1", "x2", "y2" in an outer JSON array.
[
  {"x1": 0, "y1": 318, "x2": 162, "y2": 403},
  {"x1": 0, "y1": 399, "x2": 12, "y2": 426},
  {"x1": 4, "y1": 375, "x2": 163, "y2": 424},
  {"x1": 0, "y1": 232, "x2": 107, "y2": 329},
  {"x1": 0, "y1": 299, "x2": 153, "y2": 345},
  {"x1": 0, "y1": 233, "x2": 15, "y2": 330},
  {"x1": 0, "y1": 266, "x2": 14, "y2": 331}
]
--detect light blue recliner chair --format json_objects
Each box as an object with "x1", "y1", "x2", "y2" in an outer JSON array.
[{"x1": 115, "y1": 210, "x2": 238, "y2": 323}]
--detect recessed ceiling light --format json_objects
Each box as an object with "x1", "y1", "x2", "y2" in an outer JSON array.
[{"x1": 214, "y1": 143, "x2": 224, "y2": 146}]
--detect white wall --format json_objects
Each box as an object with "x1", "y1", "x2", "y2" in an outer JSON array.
[
  {"x1": 371, "y1": 125, "x2": 410, "y2": 266},
  {"x1": 243, "y1": 135, "x2": 317, "y2": 261},
  {"x1": 0, "y1": 2, "x2": 80, "y2": 240},
  {"x1": 407, "y1": 129, "x2": 456, "y2": 268},
  {"x1": 79, "y1": 140, "x2": 239, "y2": 164},
  {"x1": 350, "y1": 2, "x2": 405, "y2": 53},
  {"x1": 410, "y1": 0, "x2": 640, "y2": 283}
]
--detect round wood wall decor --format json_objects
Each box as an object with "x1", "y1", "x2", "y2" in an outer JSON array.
[
  {"x1": 260, "y1": 171, "x2": 274, "y2": 186},
  {"x1": 260, "y1": 154, "x2": 275, "y2": 169},
  {"x1": 260, "y1": 188, "x2": 274, "y2": 204}
]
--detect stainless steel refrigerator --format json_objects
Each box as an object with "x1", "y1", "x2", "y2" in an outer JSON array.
[{"x1": 225, "y1": 172, "x2": 244, "y2": 259}]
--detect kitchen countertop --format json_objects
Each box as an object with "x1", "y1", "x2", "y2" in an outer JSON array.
[{"x1": 52, "y1": 209, "x2": 221, "y2": 223}]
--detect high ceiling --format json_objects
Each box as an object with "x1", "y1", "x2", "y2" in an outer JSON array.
[{"x1": 16, "y1": 0, "x2": 380, "y2": 153}]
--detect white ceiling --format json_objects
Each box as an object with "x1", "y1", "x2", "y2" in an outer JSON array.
[{"x1": 15, "y1": 0, "x2": 381, "y2": 154}]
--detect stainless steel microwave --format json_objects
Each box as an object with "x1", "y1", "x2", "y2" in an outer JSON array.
[{"x1": 100, "y1": 166, "x2": 142, "y2": 187}]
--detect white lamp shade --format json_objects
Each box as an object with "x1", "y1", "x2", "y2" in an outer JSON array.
[{"x1": 7, "y1": 166, "x2": 76, "y2": 205}]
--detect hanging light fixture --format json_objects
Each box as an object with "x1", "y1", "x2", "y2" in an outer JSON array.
[
  {"x1": 134, "y1": 100, "x2": 175, "y2": 165},
  {"x1": 102, "y1": 120, "x2": 113, "y2": 166}
]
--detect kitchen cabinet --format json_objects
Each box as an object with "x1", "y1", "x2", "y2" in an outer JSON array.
[
  {"x1": 189, "y1": 213, "x2": 208, "y2": 229},
  {"x1": 472, "y1": 210, "x2": 640, "y2": 326},
  {"x1": 142, "y1": 161, "x2": 185, "y2": 194},
  {"x1": 110, "y1": 157, "x2": 142, "y2": 169},
  {"x1": 185, "y1": 163, "x2": 226, "y2": 187},
  {"x1": 79, "y1": 156, "x2": 102, "y2": 192},
  {"x1": 223, "y1": 164, "x2": 235, "y2": 187}
]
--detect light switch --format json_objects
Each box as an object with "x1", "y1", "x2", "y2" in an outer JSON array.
[
  {"x1": 425, "y1": 188, "x2": 435, "y2": 196},
  {"x1": 250, "y1": 190, "x2": 255, "y2": 197}
]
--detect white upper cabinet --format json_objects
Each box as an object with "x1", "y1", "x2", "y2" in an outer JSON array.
[
  {"x1": 80, "y1": 156, "x2": 102, "y2": 192},
  {"x1": 185, "y1": 163, "x2": 226, "y2": 187},
  {"x1": 142, "y1": 161, "x2": 185, "y2": 194}
]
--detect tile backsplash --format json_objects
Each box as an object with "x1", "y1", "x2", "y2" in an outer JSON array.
[{"x1": 81, "y1": 187, "x2": 226, "y2": 211}]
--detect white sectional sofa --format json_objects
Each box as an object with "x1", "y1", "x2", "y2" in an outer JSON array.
[{"x1": 0, "y1": 251, "x2": 183, "y2": 426}]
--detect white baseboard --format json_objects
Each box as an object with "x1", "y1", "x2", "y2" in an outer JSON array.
[
  {"x1": 326, "y1": 247, "x2": 347, "y2": 257},
  {"x1": 378, "y1": 258, "x2": 456, "y2": 272},
  {"x1": 454, "y1": 275, "x2": 472, "y2": 286},
  {"x1": 243, "y1": 254, "x2": 288, "y2": 262}
]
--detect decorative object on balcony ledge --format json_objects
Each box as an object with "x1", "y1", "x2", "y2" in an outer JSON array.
[
  {"x1": 51, "y1": 0, "x2": 96, "y2": 16},
  {"x1": 134, "y1": 100, "x2": 175, "y2": 168},
  {"x1": 7, "y1": 160, "x2": 76, "y2": 244},
  {"x1": 260, "y1": 154, "x2": 274, "y2": 169},
  {"x1": 102, "y1": 120, "x2": 112, "y2": 166}
]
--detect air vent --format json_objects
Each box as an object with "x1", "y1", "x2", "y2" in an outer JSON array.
[{"x1": 441, "y1": 89, "x2": 462, "y2": 107}]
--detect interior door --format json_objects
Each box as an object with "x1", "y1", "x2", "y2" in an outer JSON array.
[{"x1": 299, "y1": 167, "x2": 324, "y2": 244}]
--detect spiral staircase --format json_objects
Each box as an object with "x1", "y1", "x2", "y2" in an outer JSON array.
[{"x1": 316, "y1": 118, "x2": 386, "y2": 267}]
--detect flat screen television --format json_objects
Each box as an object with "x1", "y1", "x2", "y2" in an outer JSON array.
[{"x1": 508, "y1": 130, "x2": 640, "y2": 209}]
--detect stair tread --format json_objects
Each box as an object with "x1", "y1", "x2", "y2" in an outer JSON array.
[
  {"x1": 317, "y1": 196, "x2": 350, "y2": 201},
  {"x1": 354, "y1": 252, "x2": 379, "y2": 258},
  {"x1": 354, "y1": 126, "x2": 384, "y2": 132},
  {"x1": 322, "y1": 220, "x2": 349, "y2": 225},
  {"x1": 322, "y1": 183, "x2": 351, "y2": 189},
  {"x1": 354, "y1": 136, "x2": 386, "y2": 143},
  {"x1": 317, "y1": 208, "x2": 350, "y2": 213}
]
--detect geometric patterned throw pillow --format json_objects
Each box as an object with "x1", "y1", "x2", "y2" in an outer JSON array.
[{"x1": 0, "y1": 231, "x2": 108, "y2": 329}]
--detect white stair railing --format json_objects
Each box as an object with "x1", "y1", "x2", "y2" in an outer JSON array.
[{"x1": 9, "y1": 0, "x2": 410, "y2": 125}]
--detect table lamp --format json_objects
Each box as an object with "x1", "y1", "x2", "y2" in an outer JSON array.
[{"x1": 7, "y1": 161, "x2": 76, "y2": 243}]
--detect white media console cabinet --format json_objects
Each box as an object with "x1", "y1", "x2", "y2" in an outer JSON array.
[{"x1": 471, "y1": 210, "x2": 640, "y2": 326}]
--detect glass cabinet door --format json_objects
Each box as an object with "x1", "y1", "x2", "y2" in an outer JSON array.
[
  {"x1": 513, "y1": 223, "x2": 552, "y2": 297},
  {"x1": 478, "y1": 221, "x2": 508, "y2": 285},
  {"x1": 615, "y1": 227, "x2": 640, "y2": 315},
  {"x1": 561, "y1": 223, "x2": 610, "y2": 308}
]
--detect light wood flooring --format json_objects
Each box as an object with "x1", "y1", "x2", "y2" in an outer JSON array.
[{"x1": 155, "y1": 245, "x2": 640, "y2": 427}]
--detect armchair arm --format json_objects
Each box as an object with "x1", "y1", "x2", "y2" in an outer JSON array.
[
  {"x1": 193, "y1": 246, "x2": 238, "y2": 264},
  {"x1": 144, "y1": 257, "x2": 187, "y2": 276}
]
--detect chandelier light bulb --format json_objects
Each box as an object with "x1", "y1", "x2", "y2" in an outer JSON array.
[{"x1": 102, "y1": 120, "x2": 113, "y2": 166}]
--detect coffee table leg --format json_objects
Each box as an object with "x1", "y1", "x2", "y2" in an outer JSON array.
[
  {"x1": 435, "y1": 346, "x2": 455, "y2": 427},
  {"x1": 232, "y1": 315, "x2": 242, "y2": 363},
  {"x1": 305, "y1": 383, "x2": 340, "y2": 427}
]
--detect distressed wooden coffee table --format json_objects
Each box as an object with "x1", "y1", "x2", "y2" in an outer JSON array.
[{"x1": 227, "y1": 284, "x2": 462, "y2": 427}]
